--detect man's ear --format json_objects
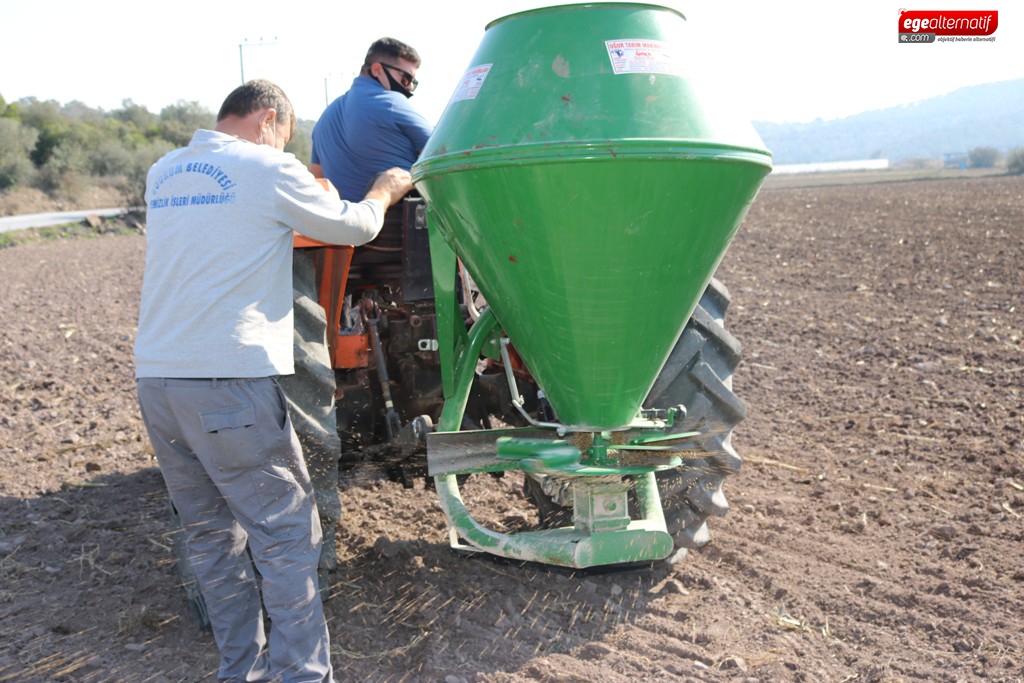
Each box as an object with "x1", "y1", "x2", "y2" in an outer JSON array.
[{"x1": 260, "y1": 108, "x2": 277, "y2": 130}]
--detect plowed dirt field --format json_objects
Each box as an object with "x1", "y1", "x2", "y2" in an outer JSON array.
[{"x1": 1, "y1": 173, "x2": 1022, "y2": 682}]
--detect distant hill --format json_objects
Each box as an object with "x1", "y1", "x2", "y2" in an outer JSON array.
[{"x1": 753, "y1": 78, "x2": 1024, "y2": 165}]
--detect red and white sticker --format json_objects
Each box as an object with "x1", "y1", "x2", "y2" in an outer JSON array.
[
  {"x1": 450, "y1": 64, "x2": 493, "y2": 102},
  {"x1": 605, "y1": 39, "x2": 681, "y2": 75},
  {"x1": 898, "y1": 10, "x2": 998, "y2": 36}
]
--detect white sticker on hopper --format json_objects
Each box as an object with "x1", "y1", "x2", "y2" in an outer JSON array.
[
  {"x1": 450, "y1": 64, "x2": 493, "y2": 102},
  {"x1": 605, "y1": 39, "x2": 681, "y2": 76}
]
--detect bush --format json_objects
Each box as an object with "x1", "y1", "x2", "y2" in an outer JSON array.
[
  {"x1": 0, "y1": 118, "x2": 38, "y2": 189},
  {"x1": 87, "y1": 139, "x2": 138, "y2": 177},
  {"x1": 286, "y1": 119, "x2": 314, "y2": 166},
  {"x1": 114, "y1": 99, "x2": 159, "y2": 135},
  {"x1": 1008, "y1": 147, "x2": 1024, "y2": 175},
  {"x1": 119, "y1": 139, "x2": 176, "y2": 208},
  {"x1": 158, "y1": 101, "x2": 215, "y2": 147},
  {"x1": 968, "y1": 146, "x2": 1000, "y2": 168},
  {"x1": 36, "y1": 141, "x2": 88, "y2": 192}
]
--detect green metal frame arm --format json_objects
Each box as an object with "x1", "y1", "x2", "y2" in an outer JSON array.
[
  {"x1": 433, "y1": 471, "x2": 673, "y2": 567},
  {"x1": 426, "y1": 205, "x2": 468, "y2": 401},
  {"x1": 436, "y1": 307, "x2": 500, "y2": 433}
]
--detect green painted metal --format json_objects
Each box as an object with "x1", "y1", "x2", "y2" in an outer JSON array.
[
  {"x1": 428, "y1": 426, "x2": 682, "y2": 565},
  {"x1": 433, "y1": 470, "x2": 674, "y2": 566},
  {"x1": 413, "y1": 2, "x2": 772, "y2": 430},
  {"x1": 429, "y1": 424, "x2": 679, "y2": 565},
  {"x1": 425, "y1": 205, "x2": 465, "y2": 403},
  {"x1": 495, "y1": 436, "x2": 682, "y2": 475},
  {"x1": 434, "y1": 306, "x2": 501, "y2": 433}
]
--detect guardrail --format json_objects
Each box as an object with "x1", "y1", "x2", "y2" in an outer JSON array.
[{"x1": 0, "y1": 208, "x2": 127, "y2": 234}]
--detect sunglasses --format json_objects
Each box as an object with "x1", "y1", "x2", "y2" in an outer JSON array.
[{"x1": 380, "y1": 63, "x2": 419, "y2": 91}]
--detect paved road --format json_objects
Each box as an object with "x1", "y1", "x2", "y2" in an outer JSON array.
[{"x1": 0, "y1": 208, "x2": 126, "y2": 234}]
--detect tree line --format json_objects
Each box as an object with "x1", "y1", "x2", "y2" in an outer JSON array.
[
  {"x1": 4, "y1": 91, "x2": 1021, "y2": 214},
  {"x1": 0, "y1": 95, "x2": 313, "y2": 209}
]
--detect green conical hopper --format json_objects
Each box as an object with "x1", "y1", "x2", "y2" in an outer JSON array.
[{"x1": 413, "y1": 3, "x2": 772, "y2": 430}]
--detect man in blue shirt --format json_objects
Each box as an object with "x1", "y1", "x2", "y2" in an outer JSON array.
[{"x1": 311, "y1": 38, "x2": 433, "y2": 199}]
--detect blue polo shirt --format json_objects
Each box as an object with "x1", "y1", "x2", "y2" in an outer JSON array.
[{"x1": 311, "y1": 76, "x2": 434, "y2": 200}]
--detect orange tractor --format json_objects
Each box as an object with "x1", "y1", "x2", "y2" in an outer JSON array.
[{"x1": 170, "y1": 2, "x2": 770, "y2": 625}]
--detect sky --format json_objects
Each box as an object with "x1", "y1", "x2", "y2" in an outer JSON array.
[{"x1": 1, "y1": 0, "x2": 1022, "y2": 127}]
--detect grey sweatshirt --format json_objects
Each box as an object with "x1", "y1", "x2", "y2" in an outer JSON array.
[{"x1": 134, "y1": 129, "x2": 384, "y2": 378}]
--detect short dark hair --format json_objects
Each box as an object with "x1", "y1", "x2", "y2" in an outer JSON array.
[
  {"x1": 361, "y1": 37, "x2": 421, "y2": 74},
  {"x1": 217, "y1": 79, "x2": 295, "y2": 138}
]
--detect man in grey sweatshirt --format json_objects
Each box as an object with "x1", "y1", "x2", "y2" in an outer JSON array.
[{"x1": 135, "y1": 79, "x2": 411, "y2": 683}]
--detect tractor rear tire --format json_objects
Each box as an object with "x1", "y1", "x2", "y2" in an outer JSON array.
[
  {"x1": 523, "y1": 278, "x2": 744, "y2": 562},
  {"x1": 642, "y1": 277, "x2": 744, "y2": 562},
  {"x1": 275, "y1": 249, "x2": 342, "y2": 586}
]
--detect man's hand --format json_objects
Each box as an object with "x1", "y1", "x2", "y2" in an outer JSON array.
[{"x1": 364, "y1": 168, "x2": 414, "y2": 207}]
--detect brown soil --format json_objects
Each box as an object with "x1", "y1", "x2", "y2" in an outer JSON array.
[{"x1": 1, "y1": 174, "x2": 1022, "y2": 682}]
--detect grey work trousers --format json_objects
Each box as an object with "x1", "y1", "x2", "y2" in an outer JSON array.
[{"x1": 137, "y1": 377, "x2": 334, "y2": 683}]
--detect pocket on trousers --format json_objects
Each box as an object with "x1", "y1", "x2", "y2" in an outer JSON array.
[
  {"x1": 199, "y1": 404, "x2": 256, "y2": 433},
  {"x1": 270, "y1": 380, "x2": 292, "y2": 432}
]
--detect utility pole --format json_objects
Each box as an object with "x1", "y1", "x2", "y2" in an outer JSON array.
[
  {"x1": 323, "y1": 72, "x2": 355, "y2": 107},
  {"x1": 238, "y1": 37, "x2": 278, "y2": 84}
]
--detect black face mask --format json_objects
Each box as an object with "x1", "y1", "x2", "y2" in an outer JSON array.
[{"x1": 383, "y1": 68, "x2": 414, "y2": 99}]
